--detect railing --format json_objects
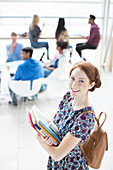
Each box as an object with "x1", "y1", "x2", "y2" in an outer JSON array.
[{"x1": 0, "y1": 36, "x2": 87, "y2": 40}]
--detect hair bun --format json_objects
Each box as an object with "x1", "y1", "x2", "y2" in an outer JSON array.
[{"x1": 95, "y1": 69, "x2": 101, "y2": 88}]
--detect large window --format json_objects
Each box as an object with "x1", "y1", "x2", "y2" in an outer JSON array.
[
  {"x1": 1, "y1": 1, "x2": 113, "y2": 65},
  {"x1": 0, "y1": 1, "x2": 104, "y2": 37}
]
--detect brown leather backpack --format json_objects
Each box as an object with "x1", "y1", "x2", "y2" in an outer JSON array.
[{"x1": 79, "y1": 111, "x2": 108, "y2": 169}]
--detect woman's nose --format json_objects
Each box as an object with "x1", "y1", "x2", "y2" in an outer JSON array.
[{"x1": 72, "y1": 81, "x2": 77, "y2": 88}]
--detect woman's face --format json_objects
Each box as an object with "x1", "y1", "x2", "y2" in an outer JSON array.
[{"x1": 69, "y1": 68, "x2": 94, "y2": 98}]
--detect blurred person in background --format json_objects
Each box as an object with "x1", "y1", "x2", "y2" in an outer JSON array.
[
  {"x1": 55, "y1": 18, "x2": 69, "y2": 42},
  {"x1": 76, "y1": 15, "x2": 100, "y2": 61},
  {"x1": 6, "y1": 32, "x2": 23, "y2": 62},
  {"x1": 9, "y1": 47, "x2": 47, "y2": 106},
  {"x1": 29, "y1": 15, "x2": 49, "y2": 62},
  {"x1": 43, "y1": 40, "x2": 68, "y2": 78},
  {"x1": 55, "y1": 18, "x2": 73, "y2": 61}
]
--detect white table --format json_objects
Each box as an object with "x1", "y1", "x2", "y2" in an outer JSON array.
[{"x1": 0, "y1": 60, "x2": 24, "y2": 95}]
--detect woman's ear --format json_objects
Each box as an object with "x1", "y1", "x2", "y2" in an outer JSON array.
[{"x1": 89, "y1": 82, "x2": 95, "y2": 90}]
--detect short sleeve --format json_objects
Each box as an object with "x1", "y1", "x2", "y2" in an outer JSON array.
[
  {"x1": 70, "y1": 113, "x2": 95, "y2": 142},
  {"x1": 36, "y1": 25, "x2": 41, "y2": 33},
  {"x1": 58, "y1": 91, "x2": 71, "y2": 110}
]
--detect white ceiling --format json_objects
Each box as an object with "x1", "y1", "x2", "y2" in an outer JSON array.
[{"x1": 0, "y1": 0, "x2": 104, "y2": 2}]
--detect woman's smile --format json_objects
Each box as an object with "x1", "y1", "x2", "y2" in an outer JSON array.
[{"x1": 71, "y1": 88, "x2": 80, "y2": 93}]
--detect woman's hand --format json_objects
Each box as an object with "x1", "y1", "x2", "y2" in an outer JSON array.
[
  {"x1": 42, "y1": 22, "x2": 45, "y2": 27},
  {"x1": 43, "y1": 65, "x2": 48, "y2": 68},
  {"x1": 36, "y1": 133, "x2": 53, "y2": 146}
]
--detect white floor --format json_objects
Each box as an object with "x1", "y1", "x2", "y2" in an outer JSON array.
[{"x1": 0, "y1": 55, "x2": 113, "y2": 170}]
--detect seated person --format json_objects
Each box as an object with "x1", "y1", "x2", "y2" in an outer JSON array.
[
  {"x1": 76, "y1": 15, "x2": 100, "y2": 61},
  {"x1": 55, "y1": 18, "x2": 72, "y2": 60},
  {"x1": 9, "y1": 47, "x2": 46, "y2": 106},
  {"x1": 29, "y1": 15, "x2": 49, "y2": 61},
  {"x1": 6, "y1": 32, "x2": 23, "y2": 62},
  {"x1": 43, "y1": 41, "x2": 68, "y2": 78},
  {"x1": 55, "y1": 18, "x2": 69, "y2": 41}
]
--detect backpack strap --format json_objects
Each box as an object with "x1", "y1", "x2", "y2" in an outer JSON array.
[
  {"x1": 98, "y1": 112, "x2": 107, "y2": 128},
  {"x1": 79, "y1": 141, "x2": 86, "y2": 156},
  {"x1": 78, "y1": 111, "x2": 107, "y2": 128},
  {"x1": 78, "y1": 110, "x2": 97, "y2": 122}
]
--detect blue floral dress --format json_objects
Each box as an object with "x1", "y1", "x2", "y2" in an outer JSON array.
[{"x1": 47, "y1": 91, "x2": 95, "y2": 170}]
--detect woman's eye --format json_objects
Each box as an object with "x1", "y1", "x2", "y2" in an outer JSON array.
[
  {"x1": 79, "y1": 80, "x2": 84, "y2": 83},
  {"x1": 71, "y1": 77, "x2": 75, "y2": 81}
]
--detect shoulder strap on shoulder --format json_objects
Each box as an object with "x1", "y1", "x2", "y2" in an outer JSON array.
[
  {"x1": 80, "y1": 110, "x2": 99, "y2": 126},
  {"x1": 80, "y1": 111, "x2": 107, "y2": 128},
  {"x1": 80, "y1": 110, "x2": 95, "y2": 115},
  {"x1": 60, "y1": 96, "x2": 107, "y2": 128}
]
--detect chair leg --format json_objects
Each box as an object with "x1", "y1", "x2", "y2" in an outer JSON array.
[
  {"x1": 23, "y1": 97, "x2": 27, "y2": 102},
  {"x1": 35, "y1": 94, "x2": 38, "y2": 98},
  {"x1": 40, "y1": 52, "x2": 45, "y2": 61}
]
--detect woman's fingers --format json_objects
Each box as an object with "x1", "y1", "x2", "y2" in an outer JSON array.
[
  {"x1": 42, "y1": 136, "x2": 53, "y2": 145},
  {"x1": 36, "y1": 133, "x2": 53, "y2": 146},
  {"x1": 36, "y1": 133, "x2": 42, "y2": 141}
]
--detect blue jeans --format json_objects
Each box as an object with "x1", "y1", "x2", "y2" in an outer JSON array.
[
  {"x1": 43, "y1": 68, "x2": 52, "y2": 78},
  {"x1": 9, "y1": 87, "x2": 17, "y2": 105},
  {"x1": 39, "y1": 84, "x2": 47, "y2": 92},
  {"x1": 68, "y1": 44, "x2": 73, "y2": 58},
  {"x1": 31, "y1": 41, "x2": 49, "y2": 60}
]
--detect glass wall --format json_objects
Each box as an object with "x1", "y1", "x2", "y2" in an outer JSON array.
[
  {"x1": 0, "y1": 1, "x2": 105, "y2": 37},
  {"x1": 0, "y1": 0, "x2": 113, "y2": 65}
]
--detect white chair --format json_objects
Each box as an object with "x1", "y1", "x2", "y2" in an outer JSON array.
[
  {"x1": 47, "y1": 57, "x2": 72, "y2": 81},
  {"x1": 82, "y1": 42, "x2": 102, "y2": 67},
  {"x1": 82, "y1": 49, "x2": 97, "y2": 64},
  {"x1": 58, "y1": 56, "x2": 67, "y2": 68},
  {"x1": 0, "y1": 61, "x2": 24, "y2": 95},
  {"x1": 32, "y1": 47, "x2": 46, "y2": 61},
  {"x1": 9, "y1": 78, "x2": 43, "y2": 97},
  {"x1": 1, "y1": 69, "x2": 11, "y2": 95},
  {"x1": 64, "y1": 46, "x2": 73, "y2": 59}
]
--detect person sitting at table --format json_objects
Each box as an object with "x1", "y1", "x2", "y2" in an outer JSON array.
[
  {"x1": 55, "y1": 18, "x2": 69, "y2": 41},
  {"x1": 43, "y1": 40, "x2": 68, "y2": 78},
  {"x1": 9, "y1": 47, "x2": 47, "y2": 106},
  {"x1": 55, "y1": 18, "x2": 73, "y2": 61},
  {"x1": 29, "y1": 14, "x2": 49, "y2": 62},
  {"x1": 76, "y1": 15, "x2": 100, "y2": 61},
  {"x1": 6, "y1": 32, "x2": 23, "y2": 62}
]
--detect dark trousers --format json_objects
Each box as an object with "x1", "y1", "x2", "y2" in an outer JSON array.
[{"x1": 76, "y1": 43, "x2": 97, "y2": 58}]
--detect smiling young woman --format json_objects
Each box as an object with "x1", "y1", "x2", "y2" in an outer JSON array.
[
  {"x1": 69, "y1": 61, "x2": 101, "y2": 111},
  {"x1": 36, "y1": 61, "x2": 101, "y2": 170}
]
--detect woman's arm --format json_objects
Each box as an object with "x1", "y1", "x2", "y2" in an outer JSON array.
[
  {"x1": 36, "y1": 132, "x2": 81, "y2": 161},
  {"x1": 38, "y1": 23, "x2": 45, "y2": 38},
  {"x1": 43, "y1": 65, "x2": 55, "y2": 71},
  {"x1": 38, "y1": 31, "x2": 42, "y2": 38}
]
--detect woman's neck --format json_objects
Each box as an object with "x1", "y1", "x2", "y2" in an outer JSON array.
[
  {"x1": 72, "y1": 94, "x2": 91, "y2": 111},
  {"x1": 59, "y1": 50, "x2": 63, "y2": 54}
]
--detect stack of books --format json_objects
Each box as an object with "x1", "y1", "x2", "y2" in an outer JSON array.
[{"x1": 26, "y1": 105, "x2": 60, "y2": 146}]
